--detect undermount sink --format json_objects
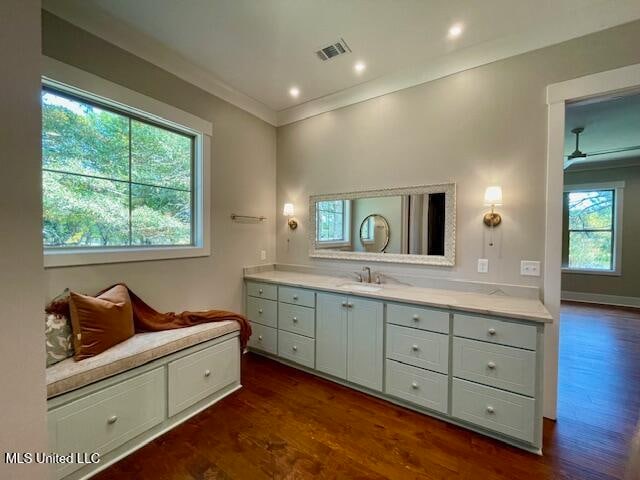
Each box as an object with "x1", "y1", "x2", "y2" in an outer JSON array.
[{"x1": 339, "y1": 283, "x2": 382, "y2": 293}]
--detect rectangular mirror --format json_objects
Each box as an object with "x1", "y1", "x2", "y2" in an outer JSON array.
[{"x1": 309, "y1": 183, "x2": 455, "y2": 266}]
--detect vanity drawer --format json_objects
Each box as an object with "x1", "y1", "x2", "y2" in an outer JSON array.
[
  {"x1": 246, "y1": 281, "x2": 278, "y2": 301},
  {"x1": 48, "y1": 368, "x2": 165, "y2": 479},
  {"x1": 453, "y1": 337, "x2": 536, "y2": 397},
  {"x1": 246, "y1": 296, "x2": 277, "y2": 328},
  {"x1": 386, "y1": 324, "x2": 449, "y2": 374},
  {"x1": 385, "y1": 360, "x2": 448, "y2": 414},
  {"x1": 278, "y1": 330, "x2": 315, "y2": 369},
  {"x1": 453, "y1": 313, "x2": 537, "y2": 350},
  {"x1": 387, "y1": 304, "x2": 449, "y2": 334},
  {"x1": 248, "y1": 322, "x2": 277, "y2": 355},
  {"x1": 279, "y1": 286, "x2": 315, "y2": 308},
  {"x1": 452, "y1": 378, "x2": 535, "y2": 443},
  {"x1": 278, "y1": 302, "x2": 315, "y2": 338},
  {"x1": 168, "y1": 338, "x2": 240, "y2": 417}
]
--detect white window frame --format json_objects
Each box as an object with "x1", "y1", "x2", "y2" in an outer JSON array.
[
  {"x1": 316, "y1": 200, "x2": 351, "y2": 248},
  {"x1": 42, "y1": 57, "x2": 212, "y2": 268},
  {"x1": 562, "y1": 181, "x2": 624, "y2": 276}
]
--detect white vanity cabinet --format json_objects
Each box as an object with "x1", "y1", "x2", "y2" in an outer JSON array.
[{"x1": 245, "y1": 277, "x2": 547, "y2": 453}]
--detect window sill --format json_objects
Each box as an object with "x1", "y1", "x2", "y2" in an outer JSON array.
[
  {"x1": 44, "y1": 245, "x2": 210, "y2": 268},
  {"x1": 561, "y1": 267, "x2": 621, "y2": 277},
  {"x1": 316, "y1": 241, "x2": 352, "y2": 249}
]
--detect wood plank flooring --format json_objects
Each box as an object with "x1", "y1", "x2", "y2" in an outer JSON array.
[{"x1": 95, "y1": 302, "x2": 640, "y2": 479}]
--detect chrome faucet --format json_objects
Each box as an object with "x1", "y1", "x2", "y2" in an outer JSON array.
[{"x1": 362, "y1": 266, "x2": 372, "y2": 283}]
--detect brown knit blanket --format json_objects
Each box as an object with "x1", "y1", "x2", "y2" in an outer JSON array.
[{"x1": 46, "y1": 283, "x2": 252, "y2": 349}]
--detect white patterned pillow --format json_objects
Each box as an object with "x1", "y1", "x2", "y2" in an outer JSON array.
[{"x1": 45, "y1": 289, "x2": 74, "y2": 367}]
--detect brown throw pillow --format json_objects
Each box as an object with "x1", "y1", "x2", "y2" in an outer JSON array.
[{"x1": 69, "y1": 285, "x2": 135, "y2": 361}]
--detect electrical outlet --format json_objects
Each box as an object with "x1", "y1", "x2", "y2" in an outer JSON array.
[
  {"x1": 521, "y1": 260, "x2": 540, "y2": 276},
  {"x1": 477, "y1": 258, "x2": 489, "y2": 273},
  {"x1": 260, "y1": 250, "x2": 267, "y2": 261}
]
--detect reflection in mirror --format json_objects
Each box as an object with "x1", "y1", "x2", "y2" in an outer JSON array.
[
  {"x1": 310, "y1": 183, "x2": 455, "y2": 265},
  {"x1": 359, "y1": 214, "x2": 390, "y2": 252}
]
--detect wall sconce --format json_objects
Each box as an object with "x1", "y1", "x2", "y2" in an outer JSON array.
[
  {"x1": 283, "y1": 203, "x2": 298, "y2": 230},
  {"x1": 483, "y1": 186, "x2": 503, "y2": 227}
]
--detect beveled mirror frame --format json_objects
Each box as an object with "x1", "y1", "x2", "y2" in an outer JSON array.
[{"x1": 309, "y1": 183, "x2": 456, "y2": 266}]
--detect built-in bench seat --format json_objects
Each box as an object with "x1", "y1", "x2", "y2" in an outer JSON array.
[{"x1": 46, "y1": 320, "x2": 240, "y2": 398}]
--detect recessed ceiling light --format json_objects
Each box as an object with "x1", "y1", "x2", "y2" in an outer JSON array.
[
  {"x1": 289, "y1": 87, "x2": 300, "y2": 98},
  {"x1": 354, "y1": 61, "x2": 366, "y2": 73},
  {"x1": 448, "y1": 23, "x2": 463, "y2": 38}
]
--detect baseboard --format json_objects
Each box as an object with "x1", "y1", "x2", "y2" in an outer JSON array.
[{"x1": 562, "y1": 290, "x2": 640, "y2": 308}]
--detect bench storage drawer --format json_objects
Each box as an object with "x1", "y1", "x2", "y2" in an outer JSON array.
[
  {"x1": 278, "y1": 330, "x2": 315, "y2": 368},
  {"x1": 385, "y1": 360, "x2": 448, "y2": 414},
  {"x1": 168, "y1": 338, "x2": 240, "y2": 416},
  {"x1": 246, "y1": 281, "x2": 278, "y2": 301},
  {"x1": 452, "y1": 378, "x2": 535, "y2": 443},
  {"x1": 387, "y1": 304, "x2": 449, "y2": 334},
  {"x1": 279, "y1": 286, "x2": 315, "y2": 308},
  {"x1": 387, "y1": 324, "x2": 449, "y2": 374},
  {"x1": 454, "y1": 314, "x2": 537, "y2": 350},
  {"x1": 246, "y1": 296, "x2": 277, "y2": 328},
  {"x1": 248, "y1": 322, "x2": 278, "y2": 355},
  {"x1": 48, "y1": 368, "x2": 165, "y2": 479},
  {"x1": 452, "y1": 337, "x2": 536, "y2": 396},
  {"x1": 278, "y1": 302, "x2": 315, "y2": 338}
]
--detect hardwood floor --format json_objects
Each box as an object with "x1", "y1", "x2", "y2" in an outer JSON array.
[{"x1": 96, "y1": 303, "x2": 640, "y2": 480}]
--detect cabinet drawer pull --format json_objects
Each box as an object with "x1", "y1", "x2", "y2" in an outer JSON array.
[
  {"x1": 292, "y1": 345, "x2": 298, "y2": 351},
  {"x1": 293, "y1": 295, "x2": 299, "y2": 300},
  {"x1": 107, "y1": 415, "x2": 118, "y2": 425},
  {"x1": 258, "y1": 335, "x2": 263, "y2": 341},
  {"x1": 411, "y1": 344, "x2": 419, "y2": 352},
  {"x1": 347, "y1": 303, "x2": 353, "y2": 308},
  {"x1": 292, "y1": 317, "x2": 298, "y2": 323},
  {"x1": 342, "y1": 301, "x2": 348, "y2": 307},
  {"x1": 488, "y1": 328, "x2": 496, "y2": 336},
  {"x1": 487, "y1": 361, "x2": 496, "y2": 370},
  {"x1": 412, "y1": 314, "x2": 420, "y2": 321},
  {"x1": 486, "y1": 405, "x2": 495, "y2": 414},
  {"x1": 258, "y1": 288, "x2": 263, "y2": 294},
  {"x1": 411, "y1": 382, "x2": 419, "y2": 390},
  {"x1": 204, "y1": 369, "x2": 211, "y2": 377},
  {"x1": 258, "y1": 308, "x2": 263, "y2": 314}
]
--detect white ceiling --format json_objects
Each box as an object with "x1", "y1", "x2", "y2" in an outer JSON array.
[
  {"x1": 43, "y1": 0, "x2": 640, "y2": 125},
  {"x1": 565, "y1": 91, "x2": 640, "y2": 170}
]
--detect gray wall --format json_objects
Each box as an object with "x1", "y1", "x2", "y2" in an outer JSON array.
[
  {"x1": 0, "y1": 1, "x2": 48, "y2": 478},
  {"x1": 276, "y1": 21, "x2": 640, "y2": 290},
  {"x1": 562, "y1": 164, "x2": 640, "y2": 298},
  {"x1": 42, "y1": 12, "x2": 277, "y2": 313}
]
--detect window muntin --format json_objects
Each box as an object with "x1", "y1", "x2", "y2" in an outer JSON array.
[
  {"x1": 316, "y1": 200, "x2": 350, "y2": 243},
  {"x1": 565, "y1": 189, "x2": 615, "y2": 271},
  {"x1": 42, "y1": 87, "x2": 194, "y2": 249}
]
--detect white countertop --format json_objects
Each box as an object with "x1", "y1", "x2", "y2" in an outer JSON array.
[{"x1": 244, "y1": 270, "x2": 553, "y2": 324}]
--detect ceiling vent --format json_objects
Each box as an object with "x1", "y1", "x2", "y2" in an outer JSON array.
[{"x1": 315, "y1": 38, "x2": 351, "y2": 61}]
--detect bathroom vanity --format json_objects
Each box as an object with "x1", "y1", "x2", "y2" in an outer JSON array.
[{"x1": 244, "y1": 268, "x2": 552, "y2": 454}]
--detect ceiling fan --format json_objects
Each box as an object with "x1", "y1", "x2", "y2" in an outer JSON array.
[{"x1": 567, "y1": 126, "x2": 640, "y2": 161}]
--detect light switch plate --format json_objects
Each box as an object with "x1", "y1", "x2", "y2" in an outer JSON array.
[
  {"x1": 478, "y1": 258, "x2": 489, "y2": 273},
  {"x1": 260, "y1": 250, "x2": 267, "y2": 261},
  {"x1": 521, "y1": 260, "x2": 540, "y2": 276}
]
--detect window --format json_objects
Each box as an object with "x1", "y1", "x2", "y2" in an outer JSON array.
[
  {"x1": 563, "y1": 183, "x2": 623, "y2": 274},
  {"x1": 43, "y1": 87, "x2": 194, "y2": 248},
  {"x1": 41, "y1": 57, "x2": 212, "y2": 268},
  {"x1": 316, "y1": 200, "x2": 351, "y2": 245}
]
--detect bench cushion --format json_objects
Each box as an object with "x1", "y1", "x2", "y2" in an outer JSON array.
[{"x1": 46, "y1": 321, "x2": 240, "y2": 398}]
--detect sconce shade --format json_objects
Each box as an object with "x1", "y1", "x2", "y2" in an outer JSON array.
[
  {"x1": 283, "y1": 203, "x2": 295, "y2": 217},
  {"x1": 484, "y1": 186, "x2": 503, "y2": 206}
]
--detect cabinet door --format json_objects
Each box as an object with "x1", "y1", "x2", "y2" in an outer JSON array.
[
  {"x1": 316, "y1": 292, "x2": 348, "y2": 379},
  {"x1": 347, "y1": 297, "x2": 383, "y2": 391}
]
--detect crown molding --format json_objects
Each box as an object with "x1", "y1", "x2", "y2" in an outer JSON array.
[
  {"x1": 278, "y1": 0, "x2": 640, "y2": 126},
  {"x1": 43, "y1": 0, "x2": 640, "y2": 128},
  {"x1": 42, "y1": 0, "x2": 278, "y2": 126}
]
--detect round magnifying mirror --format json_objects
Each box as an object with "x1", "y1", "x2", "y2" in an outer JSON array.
[{"x1": 359, "y1": 214, "x2": 390, "y2": 252}]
